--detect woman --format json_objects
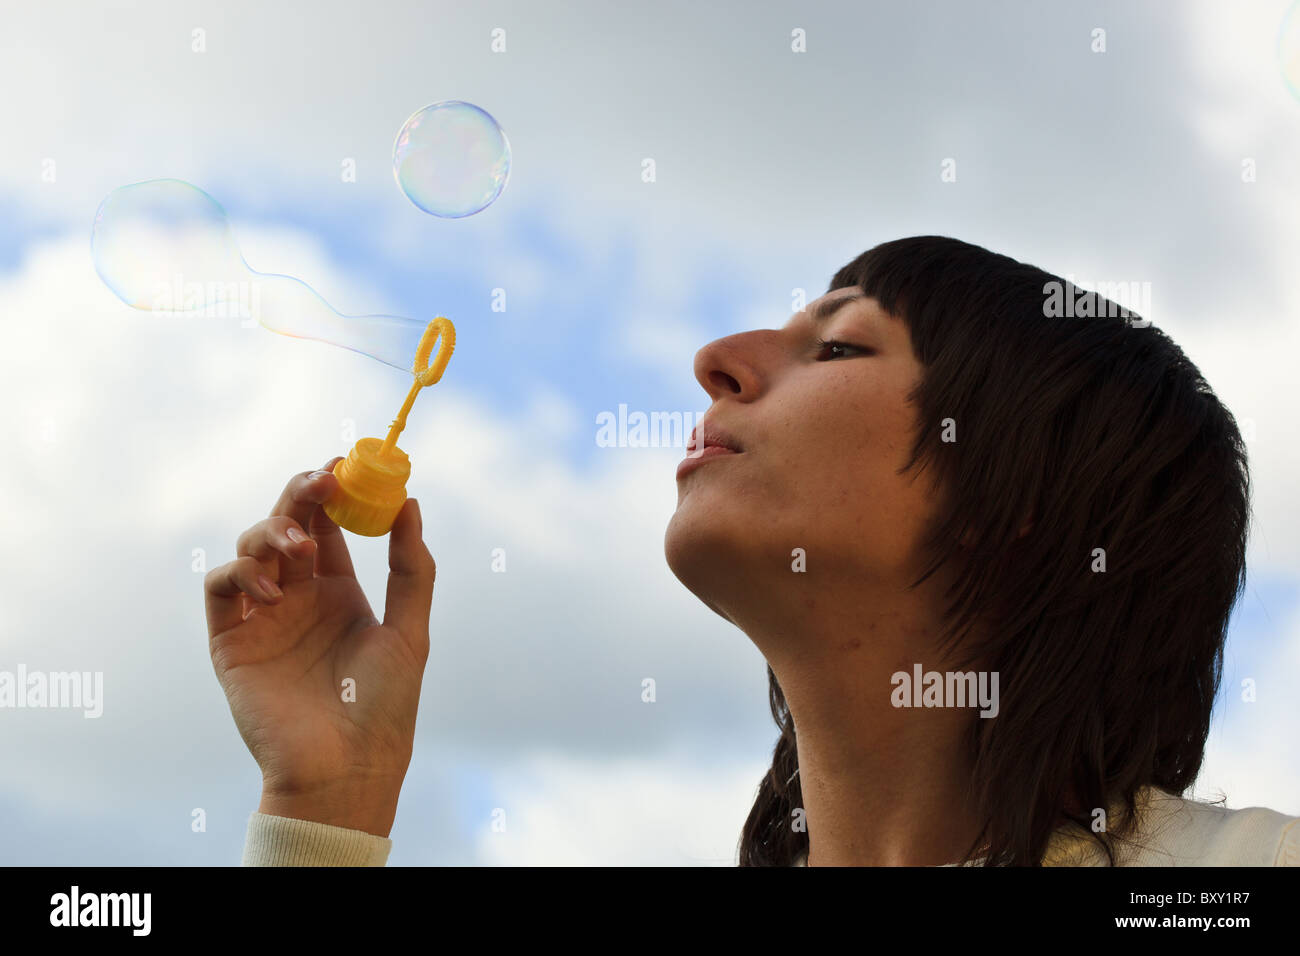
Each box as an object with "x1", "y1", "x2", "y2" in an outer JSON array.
[{"x1": 204, "y1": 236, "x2": 1299, "y2": 866}]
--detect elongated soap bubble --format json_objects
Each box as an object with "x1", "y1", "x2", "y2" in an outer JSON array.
[
  {"x1": 91, "y1": 178, "x2": 426, "y2": 372},
  {"x1": 393, "y1": 101, "x2": 510, "y2": 217}
]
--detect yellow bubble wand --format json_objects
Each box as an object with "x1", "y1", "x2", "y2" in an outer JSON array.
[{"x1": 324, "y1": 316, "x2": 456, "y2": 536}]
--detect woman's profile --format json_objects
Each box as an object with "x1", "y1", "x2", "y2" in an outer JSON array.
[{"x1": 204, "y1": 235, "x2": 1300, "y2": 866}]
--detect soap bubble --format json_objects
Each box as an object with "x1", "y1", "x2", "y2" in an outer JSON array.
[
  {"x1": 92, "y1": 178, "x2": 428, "y2": 372},
  {"x1": 393, "y1": 101, "x2": 511, "y2": 218},
  {"x1": 1282, "y1": 1, "x2": 1300, "y2": 101}
]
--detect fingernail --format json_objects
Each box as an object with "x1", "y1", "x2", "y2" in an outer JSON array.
[
  {"x1": 257, "y1": 574, "x2": 282, "y2": 599},
  {"x1": 308, "y1": 470, "x2": 332, "y2": 480},
  {"x1": 286, "y1": 527, "x2": 307, "y2": 544},
  {"x1": 411, "y1": 498, "x2": 422, "y2": 533}
]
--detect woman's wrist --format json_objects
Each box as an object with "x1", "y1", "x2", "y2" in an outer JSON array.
[{"x1": 258, "y1": 777, "x2": 404, "y2": 838}]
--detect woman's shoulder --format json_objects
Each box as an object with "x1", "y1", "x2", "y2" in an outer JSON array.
[{"x1": 1044, "y1": 786, "x2": 1300, "y2": 867}]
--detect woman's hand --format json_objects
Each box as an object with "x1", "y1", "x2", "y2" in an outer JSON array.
[{"x1": 203, "y1": 460, "x2": 435, "y2": 837}]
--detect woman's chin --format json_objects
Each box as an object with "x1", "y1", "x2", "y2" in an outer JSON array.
[{"x1": 664, "y1": 509, "x2": 743, "y2": 587}]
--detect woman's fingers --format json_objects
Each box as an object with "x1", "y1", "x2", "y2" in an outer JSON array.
[
  {"x1": 305, "y1": 458, "x2": 356, "y2": 579},
  {"x1": 236, "y1": 515, "x2": 315, "y2": 560},
  {"x1": 207, "y1": 460, "x2": 357, "y2": 636},
  {"x1": 266, "y1": 463, "x2": 338, "y2": 584},
  {"x1": 270, "y1": 465, "x2": 337, "y2": 530},
  {"x1": 205, "y1": 555, "x2": 283, "y2": 636},
  {"x1": 382, "y1": 499, "x2": 435, "y2": 657}
]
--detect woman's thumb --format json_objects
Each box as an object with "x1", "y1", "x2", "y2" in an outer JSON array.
[{"x1": 383, "y1": 498, "x2": 436, "y2": 643}]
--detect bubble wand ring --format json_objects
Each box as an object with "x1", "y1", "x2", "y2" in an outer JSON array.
[
  {"x1": 381, "y1": 316, "x2": 455, "y2": 456},
  {"x1": 325, "y1": 317, "x2": 456, "y2": 536}
]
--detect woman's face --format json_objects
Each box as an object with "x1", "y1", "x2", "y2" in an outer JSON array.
[{"x1": 664, "y1": 287, "x2": 943, "y2": 635}]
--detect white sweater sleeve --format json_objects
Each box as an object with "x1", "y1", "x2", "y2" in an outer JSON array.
[{"x1": 241, "y1": 812, "x2": 393, "y2": 866}]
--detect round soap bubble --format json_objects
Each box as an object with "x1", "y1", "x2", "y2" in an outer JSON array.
[
  {"x1": 393, "y1": 101, "x2": 511, "y2": 218},
  {"x1": 1282, "y1": 1, "x2": 1300, "y2": 101},
  {"x1": 92, "y1": 178, "x2": 430, "y2": 372}
]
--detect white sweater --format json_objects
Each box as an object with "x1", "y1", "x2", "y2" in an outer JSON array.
[
  {"x1": 792, "y1": 787, "x2": 1300, "y2": 866},
  {"x1": 241, "y1": 785, "x2": 1300, "y2": 866}
]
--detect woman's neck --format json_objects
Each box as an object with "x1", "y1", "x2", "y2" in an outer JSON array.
[{"x1": 746, "y1": 574, "x2": 987, "y2": 865}]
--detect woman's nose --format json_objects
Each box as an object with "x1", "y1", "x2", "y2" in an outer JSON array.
[{"x1": 693, "y1": 331, "x2": 768, "y2": 401}]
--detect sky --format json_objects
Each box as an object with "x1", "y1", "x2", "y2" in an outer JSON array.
[{"x1": 0, "y1": 0, "x2": 1298, "y2": 865}]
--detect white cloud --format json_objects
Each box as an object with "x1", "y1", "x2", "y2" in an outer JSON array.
[{"x1": 472, "y1": 750, "x2": 764, "y2": 866}]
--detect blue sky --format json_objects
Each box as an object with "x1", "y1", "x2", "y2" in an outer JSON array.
[{"x1": 1, "y1": 0, "x2": 1298, "y2": 864}]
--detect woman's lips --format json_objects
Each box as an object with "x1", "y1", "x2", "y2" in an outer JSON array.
[{"x1": 676, "y1": 443, "x2": 740, "y2": 479}]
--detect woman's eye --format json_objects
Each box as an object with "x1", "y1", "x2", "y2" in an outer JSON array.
[{"x1": 815, "y1": 338, "x2": 873, "y2": 360}]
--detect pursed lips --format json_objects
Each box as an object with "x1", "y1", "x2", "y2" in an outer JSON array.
[
  {"x1": 678, "y1": 424, "x2": 744, "y2": 478},
  {"x1": 686, "y1": 424, "x2": 743, "y2": 455}
]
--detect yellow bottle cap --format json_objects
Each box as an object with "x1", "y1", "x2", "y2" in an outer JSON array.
[
  {"x1": 323, "y1": 438, "x2": 412, "y2": 536},
  {"x1": 323, "y1": 317, "x2": 455, "y2": 537}
]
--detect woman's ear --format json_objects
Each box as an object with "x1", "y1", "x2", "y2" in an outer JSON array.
[{"x1": 958, "y1": 512, "x2": 1034, "y2": 547}]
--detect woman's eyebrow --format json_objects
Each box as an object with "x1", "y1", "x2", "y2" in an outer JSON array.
[{"x1": 808, "y1": 291, "x2": 867, "y2": 324}]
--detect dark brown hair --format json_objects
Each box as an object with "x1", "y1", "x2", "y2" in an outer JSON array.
[{"x1": 739, "y1": 236, "x2": 1249, "y2": 866}]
